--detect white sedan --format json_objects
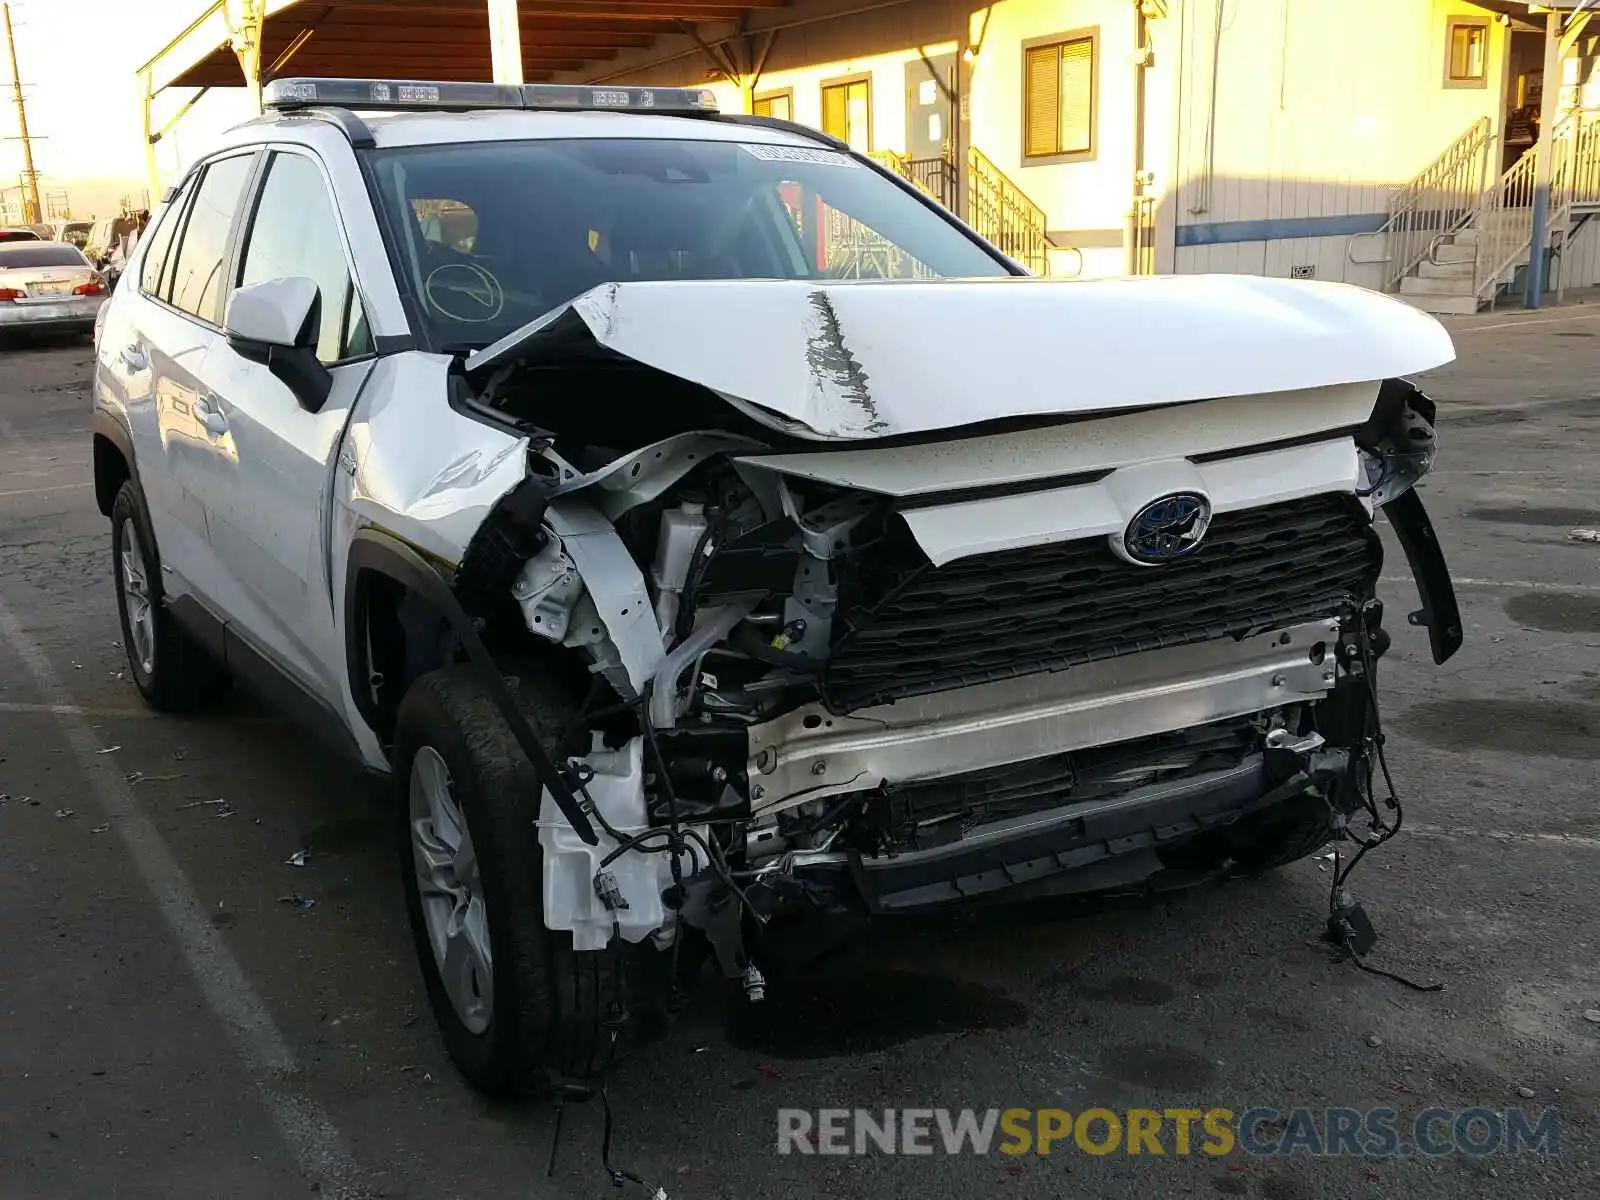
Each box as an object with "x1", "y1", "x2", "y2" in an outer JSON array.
[{"x1": 0, "y1": 241, "x2": 108, "y2": 338}]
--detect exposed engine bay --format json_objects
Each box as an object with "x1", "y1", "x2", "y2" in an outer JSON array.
[{"x1": 439, "y1": 320, "x2": 1460, "y2": 989}]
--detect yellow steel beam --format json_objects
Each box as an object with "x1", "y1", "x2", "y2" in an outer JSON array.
[{"x1": 488, "y1": 0, "x2": 525, "y2": 84}]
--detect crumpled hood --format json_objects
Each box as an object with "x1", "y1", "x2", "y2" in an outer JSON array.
[{"x1": 465, "y1": 275, "x2": 1456, "y2": 441}]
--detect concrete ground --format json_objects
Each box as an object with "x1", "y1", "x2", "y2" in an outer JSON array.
[{"x1": 0, "y1": 308, "x2": 1596, "y2": 1200}]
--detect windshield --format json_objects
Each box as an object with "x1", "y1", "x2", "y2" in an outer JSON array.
[
  {"x1": 0, "y1": 243, "x2": 90, "y2": 268},
  {"x1": 368, "y1": 136, "x2": 1012, "y2": 349}
]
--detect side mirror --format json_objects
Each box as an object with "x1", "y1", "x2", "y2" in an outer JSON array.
[{"x1": 223, "y1": 277, "x2": 333, "y2": 412}]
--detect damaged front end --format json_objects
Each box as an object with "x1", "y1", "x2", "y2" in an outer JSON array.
[{"x1": 415, "y1": 278, "x2": 1463, "y2": 994}]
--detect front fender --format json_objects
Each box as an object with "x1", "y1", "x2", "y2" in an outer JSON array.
[{"x1": 343, "y1": 527, "x2": 597, "y2": 844}]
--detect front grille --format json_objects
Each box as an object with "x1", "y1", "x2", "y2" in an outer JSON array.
[
  {"x1": 878, "y1": 719, "x2": 1260, "y2": 850},
  {"x1": 824, "y1": 493, "x2": 1379, "y2": 712}
]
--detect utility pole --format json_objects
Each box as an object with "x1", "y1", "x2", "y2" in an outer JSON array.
[{"x1": 3, "y1": 2, "x2": 41, "y2": 225}]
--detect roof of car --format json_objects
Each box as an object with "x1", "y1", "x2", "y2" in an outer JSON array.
[{"x1": 223, "y1": 107, "x2": 827, "y2": 153}]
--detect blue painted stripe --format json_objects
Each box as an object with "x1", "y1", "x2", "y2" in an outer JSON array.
[{"x1": 1176, "y1": 213, "x2": 1389, "y2": 247}]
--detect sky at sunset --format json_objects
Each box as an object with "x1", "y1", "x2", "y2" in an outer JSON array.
[{"x1": 2, "y1": 0, "x2": 253, "y2": 212}]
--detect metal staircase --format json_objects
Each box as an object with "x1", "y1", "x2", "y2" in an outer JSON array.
[
  {"x1": 872, "y1": 146, "x2": 1051, "y2": 276},
  {"x1": 1386, "y1": 114, "x2": 1600, "y2": 314},
  {"x1": 966, "y1": 147, "x2": 1050, "y2": 275}
]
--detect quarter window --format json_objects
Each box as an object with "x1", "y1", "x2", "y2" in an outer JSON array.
[
  {"x1": 167, "y1": 153, "x2": 256, "y2": 324},
  {"x1": 1024, "y1": 32, "x2": 1096, "y2": 160},
  {"x1": 238, "y1": 152, "x2": 367, "y2": 363},
  {"x1": 138, "y1": 180, "x2": 190, "y2": 299}
]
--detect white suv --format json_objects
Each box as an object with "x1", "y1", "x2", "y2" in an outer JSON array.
[{"x1": 93, "y1": 77, "x2": 1463, "y2": 1097}]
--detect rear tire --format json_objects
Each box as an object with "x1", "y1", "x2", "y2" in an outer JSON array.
[
  {"x1": 110, "y1": 480, "x2": 228, "y2": 712},
  {"x1": 393, "y1": 665, "x2": 618, "y2": 1098}
]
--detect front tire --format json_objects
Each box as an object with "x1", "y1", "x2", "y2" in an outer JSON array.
[
  {"x1": 110, "y1": 481, "x2": 227, "y2": 712},
  {"x1": 393, "y1": 665, "x2": 616, "y2": 1098},
  {"x1": 1225, "y1": 792, "x2": 1335, "y2": 872}
]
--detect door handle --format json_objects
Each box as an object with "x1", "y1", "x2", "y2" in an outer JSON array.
[{"x1": 194, "y1": 394, "x2": 229, "y2": 437}]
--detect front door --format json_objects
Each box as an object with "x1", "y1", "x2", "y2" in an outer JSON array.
[
  {"x1": 195, "y1": 148, "x2": 375, "y2": 705},
  {"x1": 906, "y1": 53, "x2": 956, "y2": 162},
  {"x1": 905, "y1": 54, "x2": 958, "y2": 207}
]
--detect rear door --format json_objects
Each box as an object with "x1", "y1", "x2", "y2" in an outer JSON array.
[
  {"x1": 194, "y1": 147, "x2": 376, "y2": 704},
  {"x1": 110, "y1": 152, "x2": 259, "y2": 603}
]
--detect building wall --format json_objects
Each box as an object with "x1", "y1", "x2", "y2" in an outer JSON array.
[
  {"x1": 1172, "y1": 0, "x2": 1511, "y2": 286},
  {"x1": 606, "y1": 0, "x2": 1148, "y2": 277},
  {"x1": 966, "y1": 0, "x2": 1141, "y2": 278},
  {"x1": 598, "y1": 0, "x2": 1516, "y2": 288}
]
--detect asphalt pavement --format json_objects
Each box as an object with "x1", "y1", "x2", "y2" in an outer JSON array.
[{"x1": 0, "y1": 308, "x2": 1596, "y2": 1200}]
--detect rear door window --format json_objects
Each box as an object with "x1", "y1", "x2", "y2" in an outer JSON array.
[{"x1": 167, "y1": 152, "x2": 257, "y2": 324}]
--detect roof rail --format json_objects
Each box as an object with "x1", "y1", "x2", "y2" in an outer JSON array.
[{"x1": 272, "y1": 106, "x2": 378, "y2": 149}]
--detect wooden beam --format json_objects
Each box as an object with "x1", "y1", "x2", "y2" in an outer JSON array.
[
  {"x1": 316, "y1": 1, "x2": 785, "y2": 16},
  {"x1": 270, "y1": 10, "x2": 684, "y2": 35},
  {"x1": 276, "y1": 53, "x2": 594, "y2": 71},
  {"x1": 260, "y1": 34, "x2": 637, "y2": 56},
  {"x1": 265, "y1": 25, "x2": 654, "y2": 47}
]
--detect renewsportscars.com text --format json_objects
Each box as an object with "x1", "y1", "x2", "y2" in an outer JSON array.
[{"x1": 776, "y1": 1107, "x2": 1561, "y2": 1158}]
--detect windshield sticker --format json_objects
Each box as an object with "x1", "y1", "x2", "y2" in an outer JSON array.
[{"x1": 741, "y1": 144, "x2": 859, "y2": 167}]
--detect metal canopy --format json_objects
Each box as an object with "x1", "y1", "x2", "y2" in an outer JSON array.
[{"x1": 166, "y1": 0, "x2": 787, "y2": 88}]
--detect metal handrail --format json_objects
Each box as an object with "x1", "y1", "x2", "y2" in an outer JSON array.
[
  {"x1": 966, "y1": 146, "x2": 1050, "y2": 275},
  {"x1": 870, "y1": 149, "x2": 911, "y2": 177},
  {"x1": 1372, "y1": 116, "x2": 1494, "y2": 291},
  {"x1": 871, "y1": 150, "x2": 960, "y2": 211},
  {"x1": 1567, "y1": 113, "x2": 1600, "y2": 210},
  {"x1": 1473, "y1": 113, "x2": 1582, "y2": 302}
]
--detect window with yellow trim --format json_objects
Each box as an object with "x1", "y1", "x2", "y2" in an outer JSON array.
[{"x1": 1023, "y1": 33, "x2": 1096, "y2": 161}]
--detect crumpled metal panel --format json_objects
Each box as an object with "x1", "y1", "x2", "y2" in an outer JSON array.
[
  {"x1": 465, "y1": 275, "x2": 1455, "y2": 441},
  {"x1": 342, "y1": 355, "x2": 529, "y2": 567}
]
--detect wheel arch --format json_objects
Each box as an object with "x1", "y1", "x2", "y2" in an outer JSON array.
[
  {"x1": 344, "y1": 529, "x2": 459, "y2": 744},
  {"x1": 342, "y1": 527, "x2": 597, "y2": 841},
  {"x1": 91, "y1": 409, "x2": 135, "y2": 518}
]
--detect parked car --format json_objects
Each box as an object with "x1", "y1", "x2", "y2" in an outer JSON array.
[
  {"x1": 0, "y1": 241, "x2": 107, "y2": 337},
  {"x1": 91, "y1": 77, "x2": 1463, "y2": 1099},
  {"x1": 51, "y1": 220, "x2": 95, "y2": 249},
  {"x1": 0, "y1": 227, "x2": 42, "y2": 243},
  {"x1": 84, "y1": 214, "x2": 140, "y2": 266}
]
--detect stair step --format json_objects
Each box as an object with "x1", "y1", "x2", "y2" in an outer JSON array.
[
  {"x1": 1400, "y1": 274, "x2": 1477, "y2": 296},
  {"x1": 1432, "y1": 243, "x2": 1477, "y2": 264},
  {"x1": 1396, "y1": 292, "x2": 1482, "y2": 316},
  {"x1": 1417, "y1": 258, "x2": 1475, "y2": 278}
]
